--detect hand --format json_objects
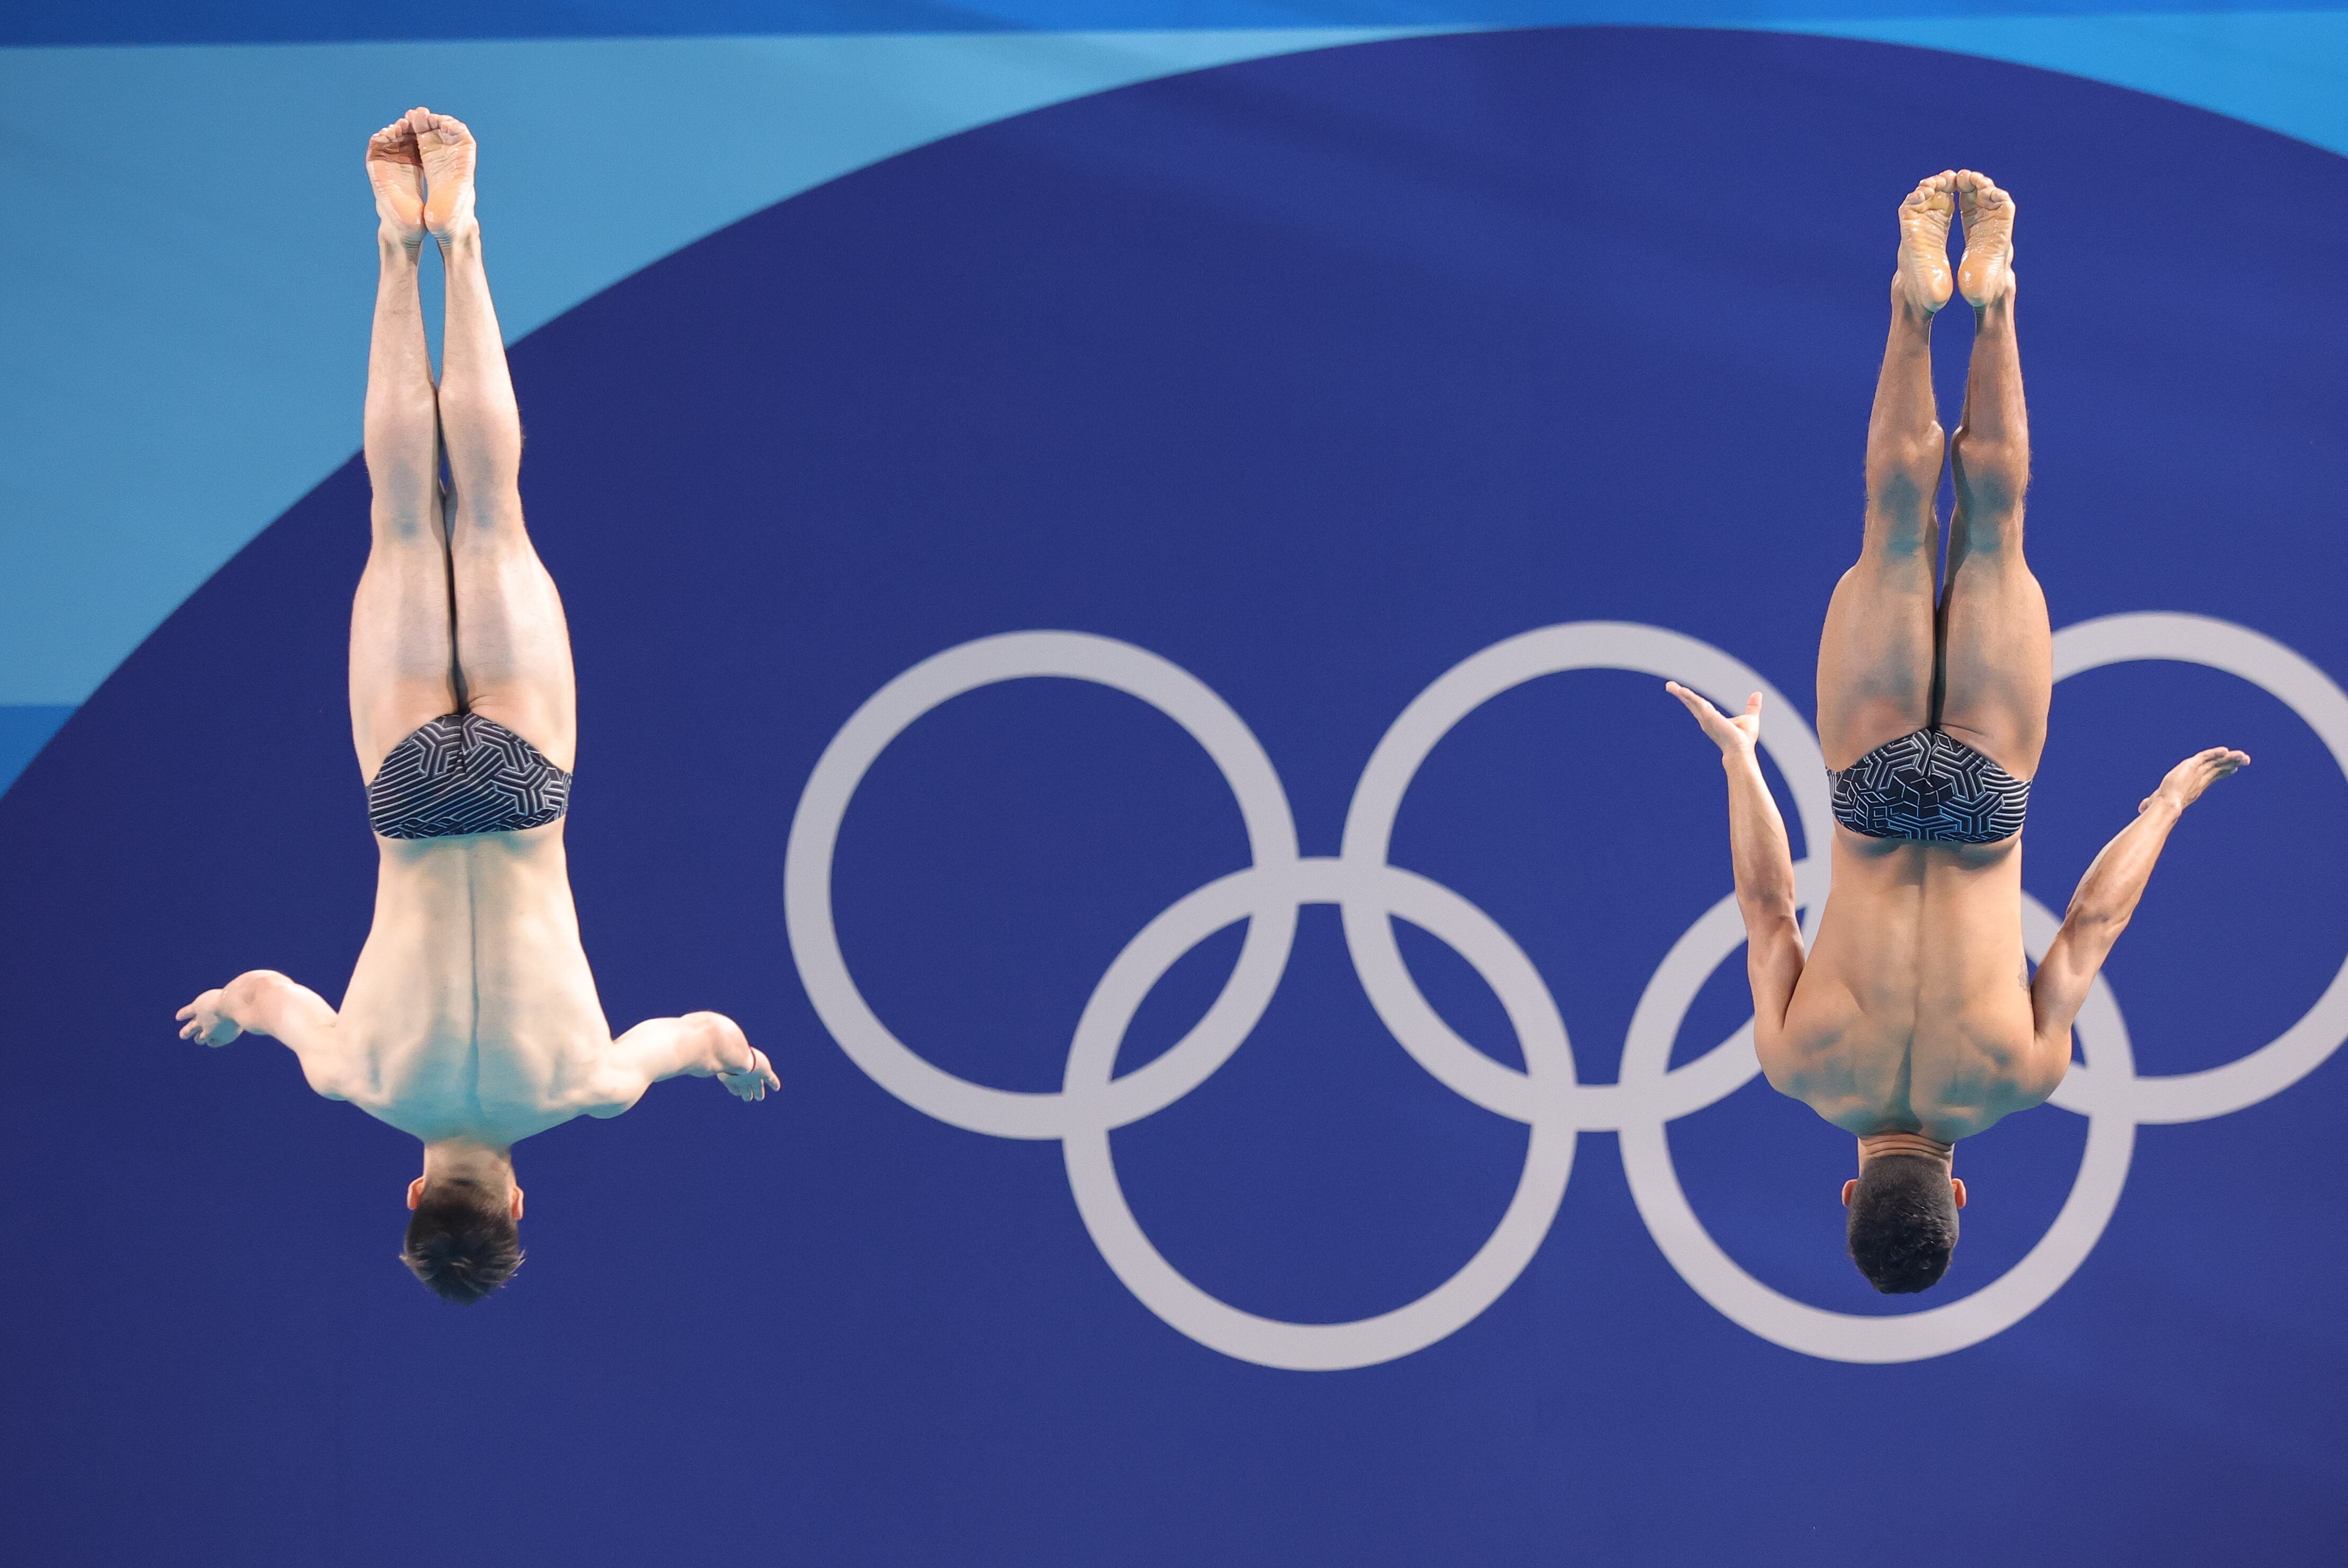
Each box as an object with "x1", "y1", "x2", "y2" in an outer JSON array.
[
  {"x1": 717, "y1": 1046, "x2": 779, "y2": 1103},
  {"x1": 176, "y1": 991, "x2": 242, "y2": 1047},
  {"x1": 2145, "y1": 746, "x2": 2251, "y2": 813},
  {"x1": 1666, "y1": 682, "x2": 1763, "y2": 759}
]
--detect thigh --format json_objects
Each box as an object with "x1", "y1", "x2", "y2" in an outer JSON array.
[
  {"x1": 1935, "y1": 534, "x2": 2050, "y2": 778},
  {"x1": 1816, "y1": 540, "x2": 1938, "y2": 772},
  {"x1": 450, "y1": 497, "x2": 577, "y2": 772},
  {"x1": 349, "y1": 537, "x2": 457, "y2": 785}
]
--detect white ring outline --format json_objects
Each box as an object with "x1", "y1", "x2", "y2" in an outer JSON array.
[
  {"x1": 1336, "y1": 622, "x2": 1835, "y2": 1133},
  {"x1": 785, "y1": 613, "x2": 2348, "y2": 1368},
  {"x1": 1061, "y1": 858, "x2": 1577, "y2": 1370},
  {"x1": 2046, "y1": 613, "x2": 2348, "y2": 1124},
  {"x1": 784, "y1": 631, "x2": 1301, "y2": 1141},
  {"x1": 1613, "y1": 884, "x2": 2140, "y2": 1363}
]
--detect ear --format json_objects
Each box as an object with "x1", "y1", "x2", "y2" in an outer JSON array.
[
  {"x1": 406, "y1": 1174, "x2": 426, "y2": 1211},
  {"x1": 510, "y1": 1183, "x2": 525, "y2": 1221},
  {"x1": 1841, "y1": 1178, "x2": 1858, "y2": 1208},
  {"x1": 1950, "y1": 1176, "x2": 1968, "y2": 1210}
]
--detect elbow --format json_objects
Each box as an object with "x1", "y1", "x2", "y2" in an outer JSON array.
[
  {"x1": 2066, "y1": 907, "x2": 2129, "y2": 943},
  {"x1": 2027, "y1": 1037, "x2": 2074, "y2": 1103}
]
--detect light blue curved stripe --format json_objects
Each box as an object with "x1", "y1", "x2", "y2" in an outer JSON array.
[
  {"x1": 0, "y1": 29, "x2": 1443, "y2": 711},
  {"x1": 1783, "y1": 10, "x2": 2348, "y2": 155},
  {"x1": 0, "y1": 15, "x2": 2344, "y2": 773}
]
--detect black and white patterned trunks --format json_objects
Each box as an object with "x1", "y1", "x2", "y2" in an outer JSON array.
[
  {"x1": 366, "y1": 712, "x2": 571, "y2": 840},
  {"x1": 1828, "y1": 728, "x2": 2028, "y2": 844}
]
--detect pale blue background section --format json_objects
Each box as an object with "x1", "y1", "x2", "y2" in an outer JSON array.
[
  {"x1": 1802, "y1": 9, "x2": 2348, "y2": 150},
  {"x1": 0, "y1": 29, "x2": 1435, "y2": 707},
  {"x1": 2, "y1": 11, "x2": 2344, "y2": 791}
]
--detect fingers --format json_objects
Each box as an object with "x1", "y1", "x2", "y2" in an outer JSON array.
[
  {"x1": 721, "y1": 1050, "x2": 778, "y2": 1101},
  {"x1": 174, "y1": 1002, "x2": 195, "y2": 1021},
  {"x1": 1664, "y1": 681, "x2": 1719, "y2": 720}
]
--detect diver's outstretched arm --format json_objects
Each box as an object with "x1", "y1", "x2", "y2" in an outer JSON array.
[
  {"x1": 588, "y1": 1012, "x2": 777, "y2": 1118},
  {"x1": 1666, "y1": 684, "x2": 1806, "y2": 1045},
  {"x1": 176, "y1": 971, "x2": 348, "y2": 1098},
  {"x1": 2032, "y1": 746, "x2": 2251, "y2": 1063}
]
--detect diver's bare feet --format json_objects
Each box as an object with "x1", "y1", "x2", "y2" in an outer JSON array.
[
  {"x1": 1955, "y1": 170, "x2": 2016, "y2": 307},
  {"x1": 1895, "y1": 172, "x2": 1956, "y2": 316},
  {"x1": 405, "y1": 106, "x2": 478, "y2": 242},
  {"x1": 366, "y1": 120, "x2": 426, "y2": 247}
]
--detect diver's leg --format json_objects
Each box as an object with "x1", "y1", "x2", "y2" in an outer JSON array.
[
  {"x1": 415, "y1": 109, "x2": 577, "y2": 772},
  {"x1": 351, "y1": 118, "x2": 457, "y2": 784},
  {"x1": 1817, "y1": 173, "x2": 1955, "y2": 771},
  {"x1": 1937, "y1": 171, "x2": 2051, "y2": 779}
]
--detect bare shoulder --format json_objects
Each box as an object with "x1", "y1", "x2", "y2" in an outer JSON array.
[{"x1": 1760, "y1": 966, "x2": 1855, "y2": 1074}]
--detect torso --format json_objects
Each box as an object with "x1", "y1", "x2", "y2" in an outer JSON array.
[
  {"x1": 328, "y1": 822, "x2": 622, "y2": 1142},
  {"x1": 1763, "y1": 826, "x2": 2062, "y2": 1139}
]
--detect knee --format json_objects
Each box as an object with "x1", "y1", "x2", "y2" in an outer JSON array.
[
  {"x1": 369, "y1": 498, "x2": 443, "y2": 543},
  {"x1": 448, "y1": 491, "x2": 528, "y2": 543},
  {"x1": 1951, "y1": 429, "x2": 2029, "y2": 502},
  {"x1": 1864, "y1": 425, "x2": 1945, "y2": 512}
]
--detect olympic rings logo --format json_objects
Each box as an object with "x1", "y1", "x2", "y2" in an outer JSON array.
[{"x1": 784, "y1": 613, "x2": 2348, "y2": 1369}]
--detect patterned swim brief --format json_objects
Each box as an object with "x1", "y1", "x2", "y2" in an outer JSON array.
[
  {"x1": 1828, "y1": 727, "x2": 2027, "y2": 844},
  {"x1": 366, "y1": 712, "x2": 572, "y2": 840}
]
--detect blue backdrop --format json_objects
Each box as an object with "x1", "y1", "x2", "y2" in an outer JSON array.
[{"x1": 4, "y1": 25, "x2": 2346, "y2": 1565}]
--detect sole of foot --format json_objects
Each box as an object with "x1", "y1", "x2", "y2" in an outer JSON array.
[
  {"x1": 406, "y1": 106, "x2": 478, "y2": 240},
  {"x1": 1896, "y1": 171, "x2": 1957, "y2": 316},
  {"x1": 366, "y1": 120, "x2": 425, "y2": 244},
  {"x1": 1955, "y1": 170, "x2": 2015, "y2": 308}
]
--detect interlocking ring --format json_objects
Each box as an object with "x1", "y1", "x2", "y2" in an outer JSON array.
[{"x1": 785, "y1": 613, "x2": 2348, "y2": 1369}]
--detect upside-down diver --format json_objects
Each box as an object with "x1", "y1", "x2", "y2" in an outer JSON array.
[
  {"x1": 177, "y1": 109, "x2": 778, "y2": 1303},
  {"x1": 1668, "y1": 171, "x2": 2246, "y2": 1294}
]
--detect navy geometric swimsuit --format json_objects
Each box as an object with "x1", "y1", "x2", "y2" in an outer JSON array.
[
  {"x1": 1829, "y1": 727, "x2": 2029, "y2": 845},
  {"x1": 366, "y1": 712, "x2": 572, "y2": 840}
]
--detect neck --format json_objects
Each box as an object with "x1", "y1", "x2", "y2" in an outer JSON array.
[
  {"x1": 1857, "y1": 1130, "x2": 1953, "y2": 1168},
  {"x1": 421, "y1": 1137, "x2": 514, "y2": 1188}
]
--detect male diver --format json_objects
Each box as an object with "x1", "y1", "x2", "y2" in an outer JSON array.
[
  {"x1": 176, "y1": 110, "x2": 777, "y2": 1304},
  {"x1": 1666, "y1": 171, "x2": 2245, "y2": 1294}
]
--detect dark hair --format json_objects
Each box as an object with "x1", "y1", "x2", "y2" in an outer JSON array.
[
  {"x1": 401, "y1": 1179, "x2": 524, "y2": 1304},
  {"x1": 1846, "y1": 1154, "x2": 1958, "y2": 1294}
]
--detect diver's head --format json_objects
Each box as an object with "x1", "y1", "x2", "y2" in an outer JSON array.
[
  {"x1": 1842, "y1": 1134, "x2": 1965, "y2": 1295},
  {"x1": 401, "y1": 1142, "x2": 524, "y2": 1304}
]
